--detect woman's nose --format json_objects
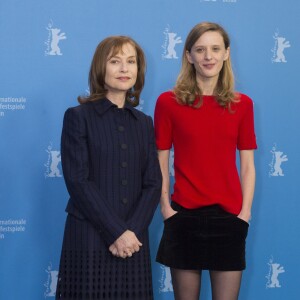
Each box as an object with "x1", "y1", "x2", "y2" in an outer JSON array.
[
  {"x1": 204, "y1": 50, "x2": 212, "y2": 60},
  {"x1": 120, "y1": 62, "x2": 128, "y2": 72}
]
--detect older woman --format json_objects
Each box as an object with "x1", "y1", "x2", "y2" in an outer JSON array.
[{"x1": 56, "y1": 36, "x2": 162, "y2": 300}]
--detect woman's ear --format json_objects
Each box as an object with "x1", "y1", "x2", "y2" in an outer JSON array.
[
  {"x1": 186, "y1": 50, "x2": 193, "y2": 64},
  {"x1": 224, "y1": 47, "x2": 230, "y2": 61}
]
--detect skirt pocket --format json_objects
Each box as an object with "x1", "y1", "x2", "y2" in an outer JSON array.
[
  {"x1": 232, "y1": 215, "x2": 249, "y2": 240},
  {"x1": 235, "y1": 216, "x2": 249, "y2": 226},
  {"x1": 163, "y1": 212, "x2": 180, "y2": 224}
]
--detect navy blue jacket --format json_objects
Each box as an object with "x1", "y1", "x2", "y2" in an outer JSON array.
[{"x1": 61, "y1": 98, "x2": 162, "y2": 245}]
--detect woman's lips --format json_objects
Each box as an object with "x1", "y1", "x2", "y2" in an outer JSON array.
[
  {"x1": 203, "y1": 64, "x2": 215, "y2": 69},
  {"x1": 117, "y1": 76, "x2": 131, "y2": 81}
]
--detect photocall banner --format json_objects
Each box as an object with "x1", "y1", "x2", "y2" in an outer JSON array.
[{"x1": 0, "y1": 0, "x2": 299, "y2": 299}]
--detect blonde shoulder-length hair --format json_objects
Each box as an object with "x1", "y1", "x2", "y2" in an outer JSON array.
[
  {"x1": 174, "y1": 22, "x2": 238, "y2": 109},
  {"x1": 78, "y1": 35, "x2": 146, "y2": 107}
]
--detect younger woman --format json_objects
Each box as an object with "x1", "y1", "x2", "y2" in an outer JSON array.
[{"x1": 155, "y1": 22, "x2": 257, "y2": 300}]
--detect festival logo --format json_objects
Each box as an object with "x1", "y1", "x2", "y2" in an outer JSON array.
[
  {"x1": 45, "y1": 20, "x2": 67, "y2": 56},
  {"x1": 0, "y1": 219, "x2": 27, "y2": 240},
  {"x1": 159, "y1": 265, "x2": 173, "y2": 293},
  {"x1": 269, "y1": 144, "x2": 288, "y2": 177},
  {"x1": 44, "y1": 262, "x2": 58, "y2": 297},
  {"x1": 271, "y1": 30, "x2": 291, "y2": 63},
  {"x1": 266, "y1": 256, "x2": 285, "y2": 288},
  {"x1": 162, "y1": 25, "x2": 182, "y2": 60},
  {"x1": 0, "y1": 97, "x2": 26, "y2": 118},
  {"x1": 44, "y1": 143, "x2": 62, "y2": 178},
  {"x1": 136, "y1": 99, "x2": 144, "y2": 112},
  {"x1": 169, "y1": 150, "x2": 175, "y2": 177}
]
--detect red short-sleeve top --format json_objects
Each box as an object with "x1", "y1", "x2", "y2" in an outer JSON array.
[{"x1": 154, "y1": 91, "x2": 257, "y2": 214}]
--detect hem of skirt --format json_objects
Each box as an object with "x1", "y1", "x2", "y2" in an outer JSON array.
[{"x1": 156, "y1": 258, "x2": 246, "y2": 271}]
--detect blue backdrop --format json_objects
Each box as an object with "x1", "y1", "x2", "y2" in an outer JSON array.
[{"x1": 1, "y1": 0, "x2": 299, "y2": 299}]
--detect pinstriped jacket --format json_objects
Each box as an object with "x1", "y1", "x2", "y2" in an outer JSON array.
[{"x1": 61, "y1": 98, "x2": 162, "y2": 245}]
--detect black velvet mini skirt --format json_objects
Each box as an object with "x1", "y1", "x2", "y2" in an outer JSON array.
[{"x1": 156, "y1": 202, "x2": 249, "y2": 271}]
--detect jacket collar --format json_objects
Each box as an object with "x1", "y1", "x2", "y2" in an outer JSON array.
[{"x1": 92, "y1": 98, "x2": 140, "y2": 120}]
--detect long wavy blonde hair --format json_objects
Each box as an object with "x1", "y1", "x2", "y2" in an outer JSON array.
[
  {"x1": 174, "y1": 22, "x2": 238, "y2": 109},
  {"x1": 78, "y1": 36, "x2": 146, "y2": 107}
]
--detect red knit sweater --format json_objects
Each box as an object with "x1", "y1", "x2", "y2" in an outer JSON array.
[{"x1": 154, "y1": 91, "x2": 257, "y2": 215}]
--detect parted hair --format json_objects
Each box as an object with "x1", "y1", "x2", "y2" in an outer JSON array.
[
  {"x1": 78, "y1": 36, "x2": 146, "y2": 107},
  {"x1": 174, "y1": 22, "x2": 238, "y2": 109}
]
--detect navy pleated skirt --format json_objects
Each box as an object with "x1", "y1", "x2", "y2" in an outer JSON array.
[
  {"x1": 56, "y1": 214, "x2": 153, "y2": 300},
  {"x1": 156, "y1": 202, "x2": 249, "y2": 271}
]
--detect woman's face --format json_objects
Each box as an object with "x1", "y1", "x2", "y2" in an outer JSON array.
[
  {"x1": 186, "y1": 31, "x2": 229, "y2": 82},
  {"x1": 104, "y1": 43, "x2": 138, "y2": 98}
]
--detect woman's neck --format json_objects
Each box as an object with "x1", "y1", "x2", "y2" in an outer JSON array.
[
  {"x1": 196, "y1": 76, "x2": 218, "y2": 96},
  {"x1": 106, "y1": 92, "x2": 126, "y2": 108}
]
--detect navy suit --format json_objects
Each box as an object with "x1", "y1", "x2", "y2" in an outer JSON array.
[{"x1": 56, "y1": 98, "x2": 162, "y2": 300}]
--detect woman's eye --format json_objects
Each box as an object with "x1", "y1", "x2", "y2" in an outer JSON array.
[
  {"x1": 196, "y1": 48, "x2": 204, "y2": 53},
  {"x1": 110, "y1": 59, "x2": 119, "y2": 64},
  {"x1": 128, "y1": 59, "x2": 136, "y2": 64}
]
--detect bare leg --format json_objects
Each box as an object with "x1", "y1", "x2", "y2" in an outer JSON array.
[
  {"x1": 170, "y1": 268, "x2": 201, "y2": 300},
  {"x1": 209, "y1": 270, "x2": 242, "y2": 300}
]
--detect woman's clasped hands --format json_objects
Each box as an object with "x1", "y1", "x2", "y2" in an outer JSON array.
[{"x1": 109, "y1": 230, "x2": 142, "y2": 259}]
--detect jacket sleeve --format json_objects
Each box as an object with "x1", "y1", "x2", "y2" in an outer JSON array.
[
  {"x1": 127, "y1": 116, "x2": 162, "y2": 238},
  {"x1": 61, "y1": 107, "x2": 128, "y2": 245}
]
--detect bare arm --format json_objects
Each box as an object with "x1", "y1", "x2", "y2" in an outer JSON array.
[
  {"x1": 238, "y1": 150, "x2": 256, "y2": 223},
  {"x1": 158, "y1": 150, "x2": 177, "y2": 220}
]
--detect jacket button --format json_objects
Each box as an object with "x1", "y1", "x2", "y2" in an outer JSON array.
[
  {"x1": 121, "y1": 179, "x2": 128, "y2": 186},
  {"x1": 122, "y1": 198, "x2": 128, "y2": 204},
  {"x1": 121, "y1": 161, "x2": 128, "y2": 168},
  {"x1": 118, "y1": 126, "x2": 125, "y2": 132},
  {"x1": 121, "y1": 143, "x2": 127, "y2": 149}
]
